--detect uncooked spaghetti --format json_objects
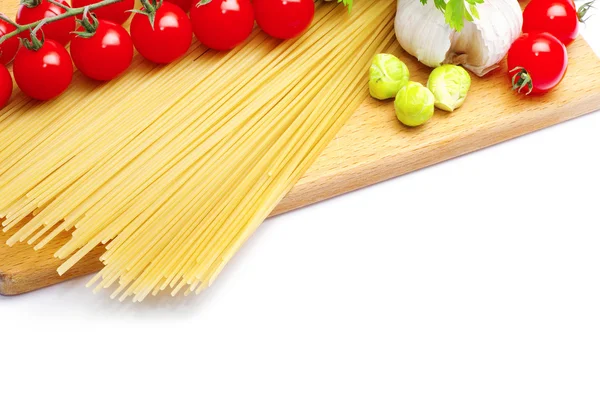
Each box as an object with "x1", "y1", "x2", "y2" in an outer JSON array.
[{"x1": 0, "y1": 0, "x2": 396, "y2": 301}]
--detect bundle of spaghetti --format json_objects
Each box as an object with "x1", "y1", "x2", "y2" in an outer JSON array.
[{"x1": 0, "y1": 0, "x2": 396, "y2": 301}]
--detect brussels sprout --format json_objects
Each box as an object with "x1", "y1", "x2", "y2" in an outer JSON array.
[
  {"x1": 427, "y1": 65, "x2": 471, "y2": 112},
  {"x1": 369, "y1": 54, "x2": 410, "y2": 100},
  {"x1": 394, "y1": 81, "x2": 435, "y2": 127}
]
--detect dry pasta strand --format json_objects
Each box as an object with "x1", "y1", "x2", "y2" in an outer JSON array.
[{"x1": 0, "y1": 0, "x2": 396, "y2": 301}]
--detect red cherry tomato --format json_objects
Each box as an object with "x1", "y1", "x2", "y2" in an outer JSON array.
[
  {"x1": 71, "y1": 19, "x2": 133, "y2": 81},
  {"x1": 165, "y1": 0, "x2": 193, "y2": 13},
  {"x1": 13, "y1": 39, "x2": 73, "y2": 100},
  {"x1": 190, "y1": 0, "x2": 254, "y2": 50},
  {"x1": 130, "y1": 2, "x2": 192, "y2": 64},
  {"x1": 71, "y1": 0, "x2": 135, "y2": 25},
  {"x1": 0, "y1": 63, "x2": 12, "y2": 108},
  {"x1": 0, "y1": 19, "x2": 20, "y2": 65},
  {"x1": 16, "y1": 0, "x2": 75, "y2": 46},
  {"x1": 507, "y1": 32, "x2": 568, "y2": 95},
  {"x1": 523, "y1": 0, "x2": 579, "y2": 46},
  {"x1": 253, "y1": 0, "x2": 314, "y2": 40}
]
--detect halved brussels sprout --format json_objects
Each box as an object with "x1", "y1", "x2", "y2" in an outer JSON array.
[
  {"x1": 369, "y1": 54, "x2": 410, "y2": 100},
  {"x1": 394, "y1": 81, "x2": 435, "y2": 127},
  {"x1": 427, "y1": 65, "x2": 471, "y2": 112}
]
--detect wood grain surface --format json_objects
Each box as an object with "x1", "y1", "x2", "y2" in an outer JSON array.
[{"x1": 1, "y1": 0, "x2": 600, "y2": 295}]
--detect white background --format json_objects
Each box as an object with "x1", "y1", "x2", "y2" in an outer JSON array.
[{"x1": 1, "y1": 7, "x2": 600, "y2": 405}]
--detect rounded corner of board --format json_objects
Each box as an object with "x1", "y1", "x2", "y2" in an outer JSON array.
[{"x1": 0, "y1": 272, "x2": 20, "y2": 296}]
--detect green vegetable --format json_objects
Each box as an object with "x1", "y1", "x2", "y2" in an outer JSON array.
[
  {"x1": 394, "y1": 81, "x2": 435, "y2": 127},
  {"x1": 341, "y1": 0, "x2": 480, "y2": 28},
  {"x1": 427, "y1": 65, "x2": 471, "y2": 112},
  {"x1": 421, "y1": 0, "x2": 484, "y2": 31},
  {"x1": 338, "y1": 0, "x2": 353, "y2": 11},
  {"x1": 369, "y1": 54, "x2": 410, "y2": 101}
]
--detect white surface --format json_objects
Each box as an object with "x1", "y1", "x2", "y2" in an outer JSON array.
[{"x1": 1, "y1": 10, "x2": 600, "y2": 405}]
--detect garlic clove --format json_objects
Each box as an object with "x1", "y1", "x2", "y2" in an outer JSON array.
[
  {"x1": 395, "y1": 0, "x2": 523, "y2": 77},
  {"x1": 453, "y1": 0, "x2": 523, "y2": 76},
  {"x1": 394, "y1": 0, "x2": 452, "y2": 69}
]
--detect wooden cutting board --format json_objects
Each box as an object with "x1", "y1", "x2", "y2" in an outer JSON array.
[{"x1": 1, "y1": 1, "x2": 600, "y2": 295}]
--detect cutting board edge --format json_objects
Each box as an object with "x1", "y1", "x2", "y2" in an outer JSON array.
[
  {"x1": 274, "y1": 90, "x2": 600, "y2": 217},
  {"x1": 3, "y1": 89, "x2": 600, "y2": 297},
  {"x1": 2, "y1": 29, "x2": 600, "y2": 297},
  {"x1": 3, "y1": 85, "x2": 600, "y2": 297},
  {"x1": 0, "y1": 271, "x2": 13, "y2": 296},
  {"x1": 0, "y1": 258, "x2": 104, "y2": 296}
]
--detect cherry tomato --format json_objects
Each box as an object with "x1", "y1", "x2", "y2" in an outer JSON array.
[
  {"x1": 0, "y1": 63, "x2": 12, "y2": 108},
  {"x1": 71, "y1": 19, "x2": 133, "y2": 81},
  {"x1": 16, "y1": 0, "x2": 75, "y2": 46},
  {"x1": 0, "y1": 19, "x2": 19, "y2": 65},
  {"x1": 71, "y1": 0, "x2": 135, "y2": 25},
  {"x1": 190, "y1": 0, "x2": 254, "y2": 50},
  {"x1": 13, "y1": 39, "x2": 73, "y2": 100},
  {"x1": 165, "y1": 0, "x2": 193, "y2": 13},
  {"x1": 507, "y1": 32, "x2": 568, "y2": 95},
  {"x1": 523, "y1": 0, "x2": 579, "y2": 46},
  {"x1": 253, "y1": 0, "x2": 314, "y2": 40},
  {"x1": 130, "y1": 2, "x2": 192, "y2": 64}
]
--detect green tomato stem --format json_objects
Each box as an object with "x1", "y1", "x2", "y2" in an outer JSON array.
[
  {"x1": 0, "y1": 0, "x2": 124, "y2": 45},
  {"x1": 21, "y1": 0, "x2": 43, "y2": 8},
  {"x1": 578, "y1": 0, "x2": 596, "y2": 23},
  {"x1": 75, "y1": 9, "x2": 100, "y2": 38},
  {"x1": 47, "y1": 0, "x2": 70, "y2": 10},
  {"x1": 0, "y1": 14, "x2": 17, "y2": 27},
  {"x1": 22, "y1": 25, "x2": 45, "y2": 50},
  {"x1": 510, "y1": 66, "x2": 534, "y2": 96}
]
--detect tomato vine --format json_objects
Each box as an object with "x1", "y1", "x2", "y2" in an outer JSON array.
[{"x1": 0, "y1": 0, "x2": 123, "y2": 44}]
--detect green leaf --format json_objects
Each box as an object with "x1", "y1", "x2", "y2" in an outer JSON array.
[
  {"x1": 339, "y1": 0, "x2": 353, "y2": 11},
  {"x1": 433, "y1": 0, "x2": 447, "y2": 12},
  {"x1": 445, "y1": 0, "x2": 466, "y2": 31},
  {"x1": 421, "y1": 0, "x2": 484, "y2": 31},
  {"x1": 469, "y1": 4, "x2": 480, "y2": 20}
]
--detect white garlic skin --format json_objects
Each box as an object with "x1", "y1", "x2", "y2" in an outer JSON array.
[{"x1": 394, "y1": 0, "x2": 523, "y2": 77}]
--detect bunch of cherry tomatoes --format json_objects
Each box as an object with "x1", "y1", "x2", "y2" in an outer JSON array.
[
  {"x1": 508, "y1": 0, "x2": 593, "y2": 95},
  {"x1": 0, "y1": 0, "x2": 316, "y2": 107}
]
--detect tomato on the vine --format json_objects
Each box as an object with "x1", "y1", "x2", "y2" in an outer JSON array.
[
  {"x1": 523, "y1": 0, "x2": 579, "y2": 46},
  {"x1": 0, "y1": 19, "x2": 19, "y2": 65},
  {"x1": 71, "y1": 18, "x2": 133, "y2": 81},
  {"x1": 0, "y1": 63, "x2": 12, "y2": 108},
  {"x1": 71, "y1": 0, "x2": 135, "y2": 25},
  {"x1": 13, "y1": 38, "x2": 73, "y2": 100},
  {"x1": 253, "y1": 0, "x2": 314, "y2": 40},
  {"x1": 190, "y1": 0, "x2": 254, "y2": 50},
  {"x1": 16, "y1": 0, "x2": 75, "y2": 46},
  {"x1": 507, "y1": 32, "x2": 568, "y2": 95},
  {"x1": 130, "y1": 1, "x2": 192, "y2": 64},
  {"x1": 165, "y1": 0, "x2": 193, "y2": 13}
]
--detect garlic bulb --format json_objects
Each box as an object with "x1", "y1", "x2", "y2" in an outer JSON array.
[{"x1": 395, "y1": 0, "x2": 523, "y2": 76}]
